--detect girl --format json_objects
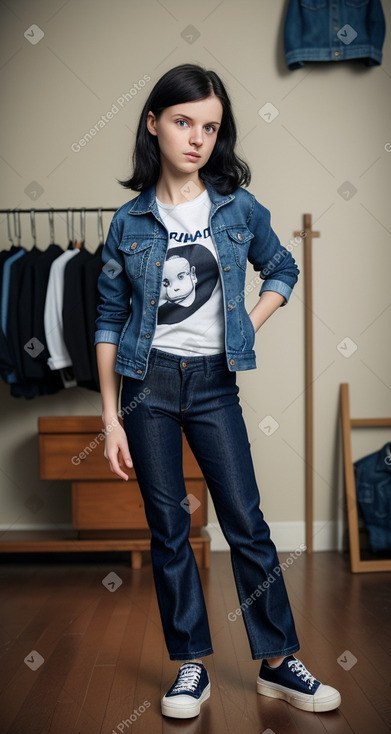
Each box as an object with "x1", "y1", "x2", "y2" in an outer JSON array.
[{"x1": 95, "y1": 63, "x2": 341, "y2": 719}]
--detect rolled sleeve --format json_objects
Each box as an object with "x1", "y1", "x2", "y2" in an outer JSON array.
[
  {"x1": 94, "y1": 329, "x2": 121, "y2": 346},
  {"x1": 259, "y1": 278, "x2": 293, "y2": 305}
]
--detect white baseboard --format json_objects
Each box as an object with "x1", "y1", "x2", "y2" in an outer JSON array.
[{"x1": 207, "y1": 520, "x2": 343, "y2": 552}]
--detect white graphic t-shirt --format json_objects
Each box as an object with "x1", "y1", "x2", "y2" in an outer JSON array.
[{"x1": 152, "y1": 189, "x2": 225, "y2": 356}]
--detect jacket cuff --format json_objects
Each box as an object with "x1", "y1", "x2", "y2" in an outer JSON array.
[
  {"x1": 94, "y1": 329, "x2": 121, "y2": 346},
  {"x1": 259, "y1": 278, "x2": 292, "y2": 305}
]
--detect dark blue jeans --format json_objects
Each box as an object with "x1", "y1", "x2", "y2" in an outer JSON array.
[{"x1": 121, "y1": 348, "x2": 299, "y2": 661}]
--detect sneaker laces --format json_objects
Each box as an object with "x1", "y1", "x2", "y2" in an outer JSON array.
[
  {"x1": 171, "y1": 663, "x2": 202, "y2": 694},
  {"x1": 287, "y1": 658, "x2": 316, "y2": 689}
]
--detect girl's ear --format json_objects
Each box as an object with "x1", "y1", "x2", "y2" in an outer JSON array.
[{"x1": 146, "y1": 110, "x2": 158, "y2": 136}]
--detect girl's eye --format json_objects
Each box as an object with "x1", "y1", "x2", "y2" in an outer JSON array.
[{"x1": 175, "y1": 120, "x2": 216, "y2": 133}]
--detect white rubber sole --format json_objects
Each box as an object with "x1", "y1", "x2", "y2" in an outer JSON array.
[
  {"x1": 161, "y1": 683, "x2": 211, "y2": 718},
  {"x1": 257, "y1": 678, "x2": 341, "y2": 713}
]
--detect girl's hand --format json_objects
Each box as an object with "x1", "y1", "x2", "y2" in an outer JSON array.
[{"x1": 103, "y1": 423, "x2": 133, "y2": 481}]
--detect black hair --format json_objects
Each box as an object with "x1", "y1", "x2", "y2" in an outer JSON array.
[{"x1": 119, "y1": 63, "x2": 251, "y2": 195}]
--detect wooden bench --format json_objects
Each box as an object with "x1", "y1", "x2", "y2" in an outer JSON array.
[{"x1": 0, "y1": 416, "x2": 210, "y2": 569}]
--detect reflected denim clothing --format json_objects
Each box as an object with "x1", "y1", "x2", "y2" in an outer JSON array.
[
  {"x1": 354, "y1": 442, "x2": 391, "y2": 552},
  {"x1": 284, "y1": 0, "x2": 386, "y2": 70},
  {"x1": 121, "y1": 348, "x2": 300, "y2": 661}
]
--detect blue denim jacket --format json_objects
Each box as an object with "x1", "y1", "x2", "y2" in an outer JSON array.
[
  {"x1": 284, "y1": 0, "x2": 386, "y2": 70},
  {"x1": 354, "y1": 442, "x2": 391, "y2": 553},
  {"x1": 94, "y1": 181, "x2": 299, "y2": 380}
]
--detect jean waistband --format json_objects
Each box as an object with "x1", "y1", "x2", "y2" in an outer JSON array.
[{"x1": 149, "y1": 347, "x2": 227, "y2": 374}]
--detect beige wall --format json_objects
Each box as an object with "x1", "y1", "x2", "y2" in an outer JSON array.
[{"x1": 0, "y1": 0, "x2": 390, "y2": 550}]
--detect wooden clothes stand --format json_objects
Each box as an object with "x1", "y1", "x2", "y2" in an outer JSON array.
[
  {"x1": 292, "y1": 214, "x2": 390, "y2": 569},
  {"x1": 340, "y1": 383, "x2": 391, "y2": 573},
  {"x1": 294, "y1": 214, "x2": 319, "y2": 553}
]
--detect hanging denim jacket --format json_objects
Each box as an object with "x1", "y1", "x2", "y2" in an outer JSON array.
[
  {"x1": 284, "y1": 0, "x2": 386, "y2": 70},
  {"x1": 354, "y1": 442, "x2": 391, "y2": 553},
  {"x1": 94, "y1": 181, "x2": 299, "y2": 380}
]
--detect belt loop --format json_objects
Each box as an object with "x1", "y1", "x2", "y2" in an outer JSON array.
[
  {"x1": 150, "y1": 347, "x2": 157, "y2": 368},
  {"x1": 204, "y1": 355, "x2": 211, "y2": 378}
]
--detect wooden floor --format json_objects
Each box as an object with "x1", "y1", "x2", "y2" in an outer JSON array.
[{"x1": 0, "y1": 549, "x2": 390, "y2": 734}]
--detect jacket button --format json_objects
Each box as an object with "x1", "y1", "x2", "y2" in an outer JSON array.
[
  {"x1": 334, "y1": 51, "x2": 340, "y2": 56},
  {"x1": 223, "y1": 266, "x2": 230, "y2": 272},
  {"x1": 227, "y1": 304, "x2": 233, "y2": 311},
  {"x1": 230, "y1": 359, "x2": 235, "y2": 366},
  {"x1": 150, "y1": 299, "x2": 156, "y2": 305},
  {"x1": 155, "y1": 261, "x2": 161, "y2": 267},
  {"x1": 130, "y1": 241, "x2": 137, "y2": 250},
  {"x1": 137, "y1": 369, "x2": 142, "y2": 374},
  {"x1": 237, "y1": 233, "x2": 243, "y2": 241},
  {"x1": 145, "y1": 333, "x2": 151, "y2": 339}
]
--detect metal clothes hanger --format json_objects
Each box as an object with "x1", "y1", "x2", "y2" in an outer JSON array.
[
  {"x1": 7, "y1": 212, "x2": 14, "y2": 248},
  {"x1": 30, "y1": 209, "x2": 37, "y2": 247},
  {"x1": 66, "y1": 210, "x2": 72, "y2": 248},
  {"x1": 71, "y1": 209, "x2": 76, "y2": 248},
  {"x1": 48, "y1": 209, "x2": 55, "y2": 245},
  {"x1": 72, "y1": 208, "x2": 84, "y2": 250},
  {"x1": 80, "y1": 208, "x2": 86, "y2": 248},
  {"x1": 13, "y1": 210, "x2": 21, "y2": 247},
  {"x1": 97, "y1": 208, "x2": 104, "y2": 245}
]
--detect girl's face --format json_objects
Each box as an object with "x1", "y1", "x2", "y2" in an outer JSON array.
[{"x1": 146, "y1": 95, "x2": 223, "y2": 180}]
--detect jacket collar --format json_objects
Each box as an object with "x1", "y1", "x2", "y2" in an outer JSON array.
[
  {"x1": 127, "y1": 180, "x2": 234, "y2": 216},
  {"x1": 376, "y1": 442, "x2": 391, "y2": 473}
]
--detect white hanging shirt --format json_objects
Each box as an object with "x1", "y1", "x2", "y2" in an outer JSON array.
[
  {"x1": 44, "y1": 248, "x2": 80, "y2": 369},
  {"x1": 152, "y1": 189, "x2": 225, "y2": 356}
]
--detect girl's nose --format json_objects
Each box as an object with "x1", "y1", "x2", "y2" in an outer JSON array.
[{"x1": 189, "y1": 128, "x2": 203, "y2": 146}]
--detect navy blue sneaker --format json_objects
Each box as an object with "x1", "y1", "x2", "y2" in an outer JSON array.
[
  {"x1": 161, "y1": 662, "x2": 210, "y2": 718},
  {"x1": 257, "y1": 655, "x2": 341, "y2": 712}
]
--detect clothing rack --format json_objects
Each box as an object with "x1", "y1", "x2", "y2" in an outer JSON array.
[{"x1": 1, "y1": 207, "x2": 119, "y2": 246}]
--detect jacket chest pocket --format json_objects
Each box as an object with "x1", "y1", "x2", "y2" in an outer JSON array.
[
  {"x1": 227, "y1": 227, "x2": 254, "y2": 271},
  {"x1": 118, "y1": 238, "x2": 153, "y2": 279}
]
